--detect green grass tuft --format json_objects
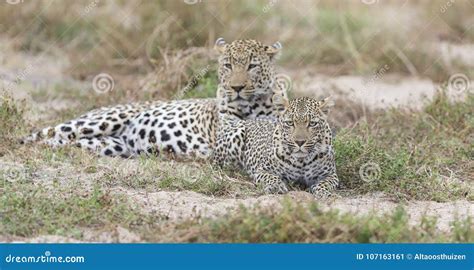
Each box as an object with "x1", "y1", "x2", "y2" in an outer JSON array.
[
  {"x1": 334, "y1": 91, "x2": 473, "y2": 201},
  {"x1": 0, "y1": 181, "x2": 158, "y2": 238}
]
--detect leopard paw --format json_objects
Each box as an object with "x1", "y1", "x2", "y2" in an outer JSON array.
[
  {"x1": 310, "y1": 186, "x2": 334, "y2": 200},
  {"x1": 264, "y1": 181, "x2": 289, "y2": 194}
]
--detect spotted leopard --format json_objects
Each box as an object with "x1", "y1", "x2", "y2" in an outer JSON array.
[
  {"x1": 213, "y1": 96, "x2": 339, "y2": 199},
  {"x1": 20, "y1": 39, "x2": 288, "y2": 158}
]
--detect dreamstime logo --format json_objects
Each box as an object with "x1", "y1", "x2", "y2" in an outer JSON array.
[
  {"x1": 2, "y1": 168, "x2": 26, "y2": 183},
  {"x1": 416, "y1": 165, "x2": 433, "y2": 177},
  {"x1": 175, "y1": 65, "x2": 210, "y2": 99},
  {"x1": 92, "y1": 73, "x2": 115, "y2": 94},
  {"x1": 420, "y1": 114, "x2": 440, "y2": 130},
  {"x1": 275, "y1": 73, "x2": 292, "y2": 93},
  {"x1": 6, "y1": 0, "x2": 23, "y2": 5},
  {"x1": 183, "y1": 0, "x2": 202, "y2": 4},
  {"x1": 447, "y1": 73, "x2": 470, "y2": 93},
  {"x1": 359, "y1": 162, "x2": 381, "y2": 182},
  {"x1": 440, "y1": 0, "x2": 455, "y2": 13},
  {"x1": 4, "y1": 63, "x2": 35, "y2": 92},
  {"x1": 263, "y1": 0, "x2": 279, "y2": 13},
  {"x1": 361, "y1": 0, "x2": 378, "y2": 5},
  {"x1": 362, "y1": 64, "x2": 390, "y2": 86},
  {"x1": 81, "y1": 0, "x2": 99, "y2": 17},
  {"x1": 4, "y1": 250, "x2": 85, "y2": 264},
  {"x1": 183, "y1": 171, "x2": 204, "y2": 184}
]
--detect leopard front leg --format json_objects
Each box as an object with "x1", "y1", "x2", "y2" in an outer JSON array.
[
  {"x1": 211, "y1": 131, "x2": 231, "y2": 167},
  {"x1": 310, "y1": 173, "x2": 339, "y2": 199},
  {"x1": 254, "y1": 170, "x2": 288, "y2": 194},
  {"x1": 212, "y1": 118, "x2": 245, "y2": 168}
]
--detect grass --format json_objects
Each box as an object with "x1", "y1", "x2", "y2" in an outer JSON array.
[
  {"x1": 0, "y1": 93, "x2": 29, "y2": 156},
  {"x1": 99, "y1": 155, "x2": 257, "y2": 197},
  {"x1": 157, "y1": 201, "x2": 472, "y2": 243},
  {"x1": 1, "y1": 176, "x2": 471, "y2": 242},
  {"x1": 334, "y1": 91, "x2": 473, "y2": 201},
  {"x1": 0, "y1": 180, "x2": 159, "y2": 238}
]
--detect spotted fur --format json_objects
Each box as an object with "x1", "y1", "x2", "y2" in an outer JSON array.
[
  {"x1": 213, "y1": 97, "x2": 339, "y2": 199},
  {"x1": 20, "y1": 39, "x2": 288, "y2": 158}
]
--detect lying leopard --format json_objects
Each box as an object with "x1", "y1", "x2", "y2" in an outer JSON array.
[
  {"x1": 213, "y1": 96, "x2": 339, "y2": 199},
  {"x1": 20, "y1": 39, "x2": 288, "y2": 158}
]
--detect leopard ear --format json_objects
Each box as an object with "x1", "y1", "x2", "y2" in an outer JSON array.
[
  {"x1": 318, "y1": 96, "x2": 334, "y2": 116},
  {"x1": 214, "y1": 37, "x2": 227, "y2": 54},
  {"x1": 272, "y1": 94, "x2": 289, "y2": 115},
  {"x1": 264, "y1": 41, "x2": 282, "y2": 60}
]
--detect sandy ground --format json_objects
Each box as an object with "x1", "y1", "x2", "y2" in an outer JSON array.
[
  {"x1": 287, "y1": 70, "x2": 472, "y2": 110},
  {"x1": 108, "y1": 189, "x2": 474, "y2": 232},
  {"x1": 1, "y1": 35, "x2": 473, "y2": 242},
  {"x1": 2, "y1": 189, "x2": 472, "y2": 243}
]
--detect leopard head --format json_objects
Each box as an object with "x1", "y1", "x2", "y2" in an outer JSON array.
[
  {"x1": 275, "y1": 97, "x2": 333, "y2": 160},
  {"x1": 215, "y1": 38, "x2": 281, "y2": 104}
]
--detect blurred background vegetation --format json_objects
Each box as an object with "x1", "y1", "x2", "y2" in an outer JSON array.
[{"x1": 1, "y1": 0, "x2": 473, "y2": 101}]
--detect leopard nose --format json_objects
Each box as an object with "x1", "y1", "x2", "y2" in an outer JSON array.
[
  {"x1": 231, "y1": 85, "x2": 245, "y2": 92},
  {"x1": 295, "y1": 140, "x2": 306, "y2": 147}
]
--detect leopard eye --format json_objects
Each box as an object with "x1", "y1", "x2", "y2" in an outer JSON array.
[
  {"x1": 284, "y1": 121, "x2": 294, "y2": 127},
  {"x1": 308, "y1": 121, "x2": 319, "y2": 127},
  {"x1": 248, "y1": 64, "x2": 258, "y2": 70},
  {"x1": 224, "y1": 63, "x2": 232, "y2": 70}
]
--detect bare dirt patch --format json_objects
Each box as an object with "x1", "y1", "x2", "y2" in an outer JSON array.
[{"x1": 289, "y1": 70, "x2": 472, "y2": 110}]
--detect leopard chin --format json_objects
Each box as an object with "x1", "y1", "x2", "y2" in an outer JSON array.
[
  {"x1": 236, "y1": 100, "x2": 250, "y2": 109},
  {"x1": 291, "y1": 151, "x2": 308, "y2": 159},
  {"x1": 228, "y1": 92, "x2": 256, "y2": 102}
]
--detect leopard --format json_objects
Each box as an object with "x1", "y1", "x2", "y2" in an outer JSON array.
[
  {"x1": 212, "y1": 96, "x2": 339, "y2": 199},
  {"x1": 20, "y1": 38, "x2": 289, "y2": 158}
]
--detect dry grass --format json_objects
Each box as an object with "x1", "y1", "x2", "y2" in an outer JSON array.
[
  {"x1": 334, "y1": 91, "x2": 473, "y2": 201},
  {"x1": 153, "y1": 201, "x2": 473, "y2": 243},
  {"x1": 2, "y1": 182, "x2": 472, "y2": 243},
  {"x1": 0, "y1": 0, "x2": 472, "y2": 104},
  {"x1": 0, "y1": 93, "x2": 29, "y2": 156}
]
